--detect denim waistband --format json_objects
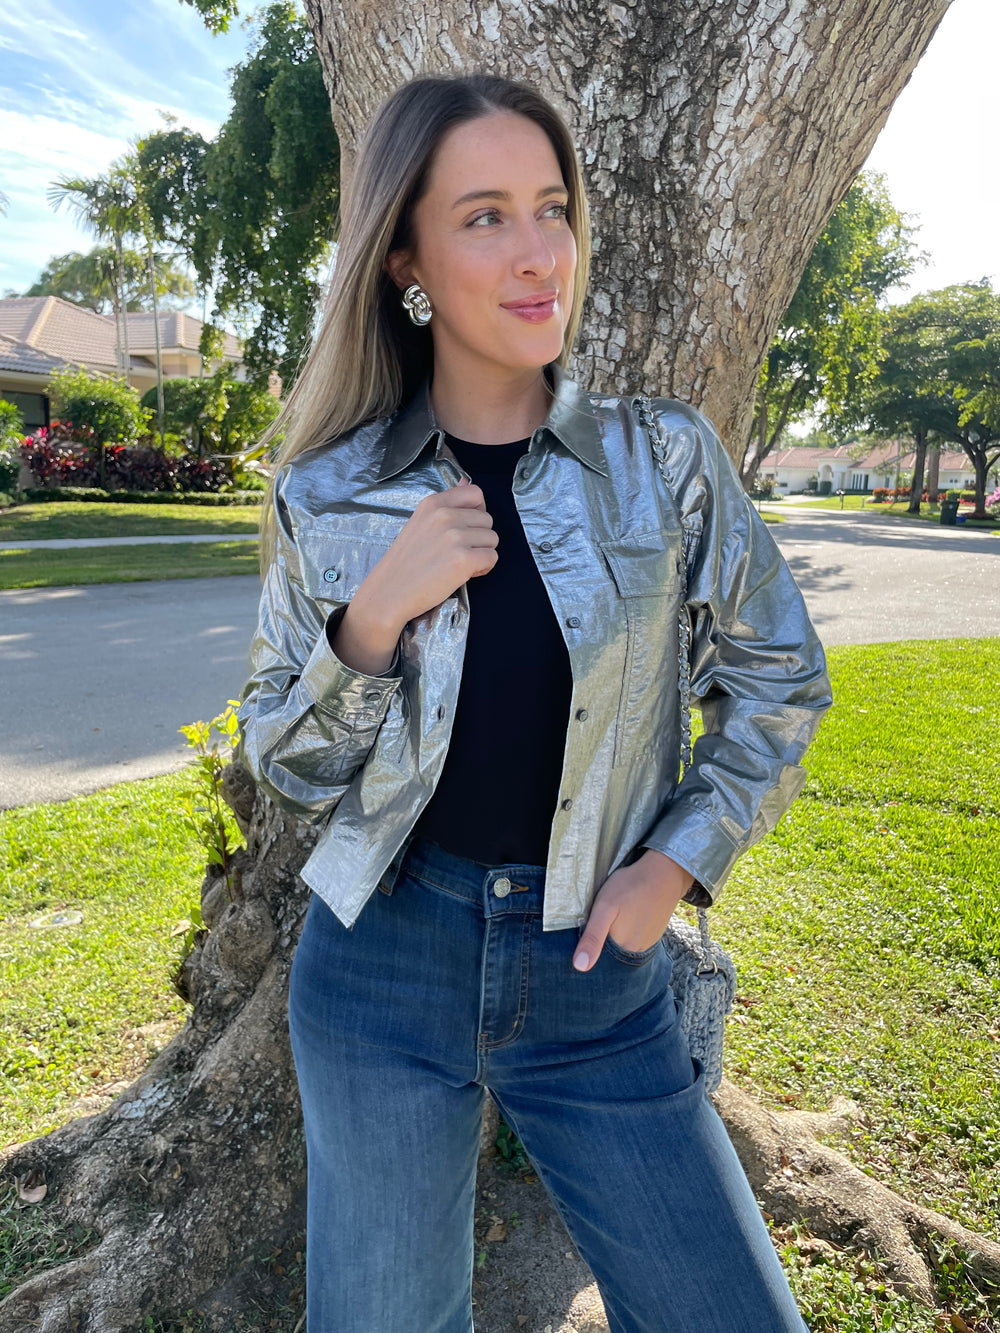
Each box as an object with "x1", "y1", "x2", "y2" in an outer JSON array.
[{"x1": 389, "y1": 833, "x2": 549, "y2": 917}]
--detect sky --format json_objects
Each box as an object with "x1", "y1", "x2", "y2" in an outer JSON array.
[{"x1": 0, "y1": 0, "x2": 996, "y2": 305}]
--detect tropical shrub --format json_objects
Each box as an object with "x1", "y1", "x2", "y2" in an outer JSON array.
[
  {"x1": 0, "y1": 400, "x2": 25, "y2": 494},
  {"x1": 141, "y1": 372, "x2": 281, "y2": 456},
  {"x1": 19, "y1": 434, "x2": 226, "y2": 493},
  {"x1": 49, "y1": 365, "x2": 151, "y2": 445}
]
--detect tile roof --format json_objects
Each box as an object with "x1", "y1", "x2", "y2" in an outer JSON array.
[
  {"x1": 0, "y1": 297, "x2": 242, "y2": 372},
  {"x1": 124, "y1": 311, "x2": 241, "y2": 360},
  {"x1": 0, "y1": 333, "x2": 70, "y2": 377},
  {"x1": 767, "y1": 442, "x2": 972, "y2": 471}
]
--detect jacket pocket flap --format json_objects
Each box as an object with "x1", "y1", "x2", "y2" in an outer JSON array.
[
  {"x1": 599, "y1": 530, "x2": 679, "y2": 598},
  {"x1": 297, "y1": 525, "x2": 393, "y2": 602}
]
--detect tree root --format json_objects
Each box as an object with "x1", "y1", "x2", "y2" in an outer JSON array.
[{"x1": 714, "y1": 1079, "x2": 1000, "y2": 1307}]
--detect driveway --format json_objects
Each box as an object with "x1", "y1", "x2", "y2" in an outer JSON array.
[{"x1": 0, "y1": 510, "x2": 996, "y2": 808}]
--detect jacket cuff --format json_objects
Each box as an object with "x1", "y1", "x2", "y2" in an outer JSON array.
[
  {"x1": 639, "y1": 803, "x2": 744, "y2": 908},
  {"x1": 299, "y1": 606, "x2": 401, "y2": 724}
]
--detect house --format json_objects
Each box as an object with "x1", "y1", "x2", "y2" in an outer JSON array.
[
  {"x1": 759, "y1": 441, "x2": 987, "y2": 494},
  {"x1": 0, "y1": 296, "x2": 244, "y2": 431}
]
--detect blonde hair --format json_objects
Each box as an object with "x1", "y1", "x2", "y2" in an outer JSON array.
[{"x1": 258, "y1": 71, "x2": 592, "y2": 569}]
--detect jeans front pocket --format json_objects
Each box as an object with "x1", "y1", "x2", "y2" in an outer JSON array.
[{"x1": 603, "y1": 934, "x2": 663, "y2": 967}]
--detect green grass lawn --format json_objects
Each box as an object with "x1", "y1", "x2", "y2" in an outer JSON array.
[
  {"x1": 777, "y1": 494, "x2": 999, "y2": 528},
  {"x1": 0, "y1": 540, "x2": 260, "y2": 589},
  {"x1": 1, "y1": 638, "x2": 998, "y2": 1330},
  {"x1": 0, "y1": 771, "x2": 201, "y2": 1152},
  {"x1": 0, "y1": 501, "x2": 261, "y2": 541}
]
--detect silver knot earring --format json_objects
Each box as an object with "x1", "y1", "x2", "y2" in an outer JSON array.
[{"x1": 402, "y1": 283, "x2": 433, "y2": 326}]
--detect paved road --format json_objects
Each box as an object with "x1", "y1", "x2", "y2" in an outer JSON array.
[
  {"x1": 0, "y1": 508, "x2": 996, "y2": 807},
  {"x1": 0, "y1": 575, "x2": 263, "y2": 808}
]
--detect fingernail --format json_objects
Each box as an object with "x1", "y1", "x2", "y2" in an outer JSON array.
[{"x1": 573, "y1": 952, "x2": 589, "y2": 971}]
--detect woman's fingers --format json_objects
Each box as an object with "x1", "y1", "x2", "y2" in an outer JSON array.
[{"x1": 572, "y1": 894, "x2": 617, "y2": 971}]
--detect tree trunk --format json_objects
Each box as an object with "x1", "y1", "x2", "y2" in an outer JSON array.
[
  {"x1": 116, "y1": 234, "x2": 131, "y2": 383},
  {"x1": 926, "y1": 440, "x2": 941, "y2": 503},
  {"x1": 305, "y1": 0, "x2": 952, "y2": 458},
  {"x1": 147, "y1": 246, "x2": 166, "y2": 450},
  {"x1": 908, "y1": 426, "x2": 927, "y2": 512},
  {"x1": 5, "y1": 4, "x2": 979, "y2": 1329}
]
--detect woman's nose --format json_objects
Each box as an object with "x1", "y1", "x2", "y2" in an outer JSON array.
[{"x1": 513, "y1": 221, "x2": 556, "y2": 278}]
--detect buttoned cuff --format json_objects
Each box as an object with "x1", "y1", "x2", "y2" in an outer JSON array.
[
  {"x1": 300, "y1": 607, "x2": 401, "y2": 724},
  {"x1": 639, "y1": 803, "x2": 744, "y2": 908}
]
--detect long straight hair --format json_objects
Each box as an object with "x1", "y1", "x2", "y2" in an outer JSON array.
[{"x1": 258, "y1": 71, "x2": 592, "y2": 568}]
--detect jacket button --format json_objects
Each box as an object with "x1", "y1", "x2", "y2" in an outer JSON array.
[
  {"x1": 576, "y1": 708, "x2": 589, "y2": 721},
  {"x1": 323, "y1": 568, "x2": 340, "y2": 583},
  {"x1": 561, "y1": 798, "x2": 573, "y2": 811},
  {"x1": 566, "y1": 616, "x2": 581, "y2": 628},
  {"x1": 518, "y1": 466, "x2": 530, "y2": 480},
  {"x1": 493, "y1": 876, "x2": 511, "y2": 897},
  {"x1": 538, "y1": 540, "x2": 553, "y2": 553}
]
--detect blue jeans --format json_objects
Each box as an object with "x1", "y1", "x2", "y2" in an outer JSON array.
[{"x1": 288, "y1": 834, "x2": 809, "y2": 1333}]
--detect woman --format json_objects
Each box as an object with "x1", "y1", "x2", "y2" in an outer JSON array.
[{"x1": 238, "y1": 71, "x2": 832, "y2": 1333}]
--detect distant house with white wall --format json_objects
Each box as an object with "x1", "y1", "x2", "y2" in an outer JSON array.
[
  {"x1": 0, "y1": 297, "x2": 244, "y2": 431},
  {"x1": 759, "y1": 441, "x2": 986, "y2": 494}
]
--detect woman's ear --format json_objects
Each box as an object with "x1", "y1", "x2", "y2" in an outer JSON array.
[{"x1": 384, "y1": 249, "x2": 415, "y2": 293}]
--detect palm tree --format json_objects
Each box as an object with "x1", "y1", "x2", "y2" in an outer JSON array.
[
  {"x1": 48, "y1": 172, "x2": 136, "y2": 380},
  {"x1": 48, "y1": 163, "x2": 167, "y2": 448}
]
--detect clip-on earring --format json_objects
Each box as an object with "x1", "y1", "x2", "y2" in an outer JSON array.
[{"x1": 402, "y1": 283, "x2": 432, "y2": 326}]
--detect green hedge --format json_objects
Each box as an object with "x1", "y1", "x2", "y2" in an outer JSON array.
[{"x1": 21, "y1": 487, "x2": 263, "y2": 507}]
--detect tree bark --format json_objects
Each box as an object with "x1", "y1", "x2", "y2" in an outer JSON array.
[{"x1": 7, "y1": 5, "x2": 987, "y2": 1330}]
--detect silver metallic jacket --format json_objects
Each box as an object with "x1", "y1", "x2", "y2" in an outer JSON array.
[{"x1": 237, "y1": 362, "x2": 833, "y2": 932}]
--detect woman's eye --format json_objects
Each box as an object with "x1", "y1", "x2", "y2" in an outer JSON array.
[{"x1": 467, "y1": 202, "x2": 568, "y2": 228}]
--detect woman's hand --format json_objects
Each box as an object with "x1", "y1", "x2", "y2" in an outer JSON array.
[
  {"x1": 369, "y1": 478, "x2": 499, "y2": 626},
  {"x1": 572, "y1": 850, "x2": 696, "y2": 970},
  {"x1": 331, "y1": 479, "x2": 497, "y2": 674}
]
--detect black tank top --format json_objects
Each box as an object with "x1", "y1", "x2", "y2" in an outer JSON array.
[{"x1": 412, "y1": 432, "x2": 574, "y2": 866}]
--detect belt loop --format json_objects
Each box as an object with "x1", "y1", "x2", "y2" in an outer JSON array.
[{"x1": 378, "y1": 831, "x2": 417, "y2": 896}]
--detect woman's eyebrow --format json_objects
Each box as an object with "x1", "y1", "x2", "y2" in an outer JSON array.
[{"x1": 450, "y1": 184, "x2": 569, "y2": 209}]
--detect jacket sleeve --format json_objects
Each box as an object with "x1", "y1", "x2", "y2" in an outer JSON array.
[
  {"x1": 236, "y1": 465, "x2": 402, "y2": 824},
  {"x1": 638, "y1": 401, "x2": 834, "y2": 906}
]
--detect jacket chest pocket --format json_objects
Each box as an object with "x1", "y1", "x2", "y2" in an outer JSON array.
[
  {"x1": 296, "y1": 520, "x2": 399, "y2": 608},
  {"x1": 599, "y1": 529, "x2": 682, "y2": 766}
]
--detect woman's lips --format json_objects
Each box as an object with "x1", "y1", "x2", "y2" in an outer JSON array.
[{"x1": 501, "y1": 297, "x2": 557, "y2": 323}]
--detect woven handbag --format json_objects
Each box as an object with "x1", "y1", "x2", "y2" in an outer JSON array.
[{"x1": 634, "y1": 394, "x2": 738, "y2": 1094}]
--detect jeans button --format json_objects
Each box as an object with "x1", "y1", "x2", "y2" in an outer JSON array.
[{"x1": 494, "y1": 876, "x2": 511, "y2": 897}]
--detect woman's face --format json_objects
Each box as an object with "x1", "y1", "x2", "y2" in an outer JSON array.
[{"x1": 387, "y1": 110, "x2": 577, "y2": 378}]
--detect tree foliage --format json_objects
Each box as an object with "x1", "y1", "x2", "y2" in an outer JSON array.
[
  {"x1": 861, "y1": 280, "x2": 1000, "y2": 516},
  {"x1": 135, "y1": 3, "x2": 340, "y2": 385},
  {"x1": 742, "y1": 171, "x2": 919, "y2": 487},
  {"x1": 21, "y1": 246, "x2": 195, "y2": 314}
]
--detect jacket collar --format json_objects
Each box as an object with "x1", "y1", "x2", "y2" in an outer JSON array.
[{"x1": 375, "y1": 360, "x2": 609, "y2": 482}]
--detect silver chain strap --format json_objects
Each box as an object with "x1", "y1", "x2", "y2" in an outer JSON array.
[{"x1": 635, "y1": 394, "x2": 711, "y2": 956}]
